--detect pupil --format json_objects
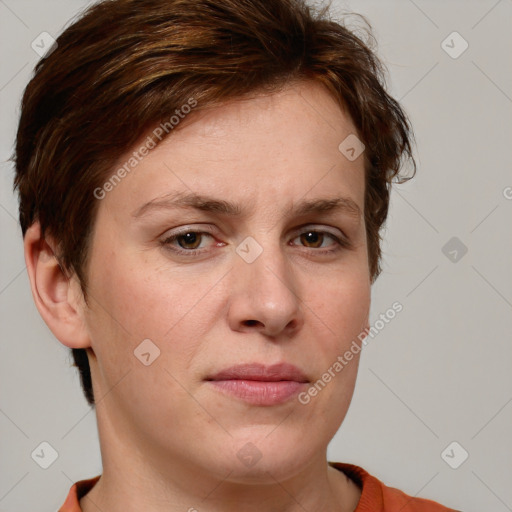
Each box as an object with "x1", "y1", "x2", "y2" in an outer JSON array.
[
  {"x1": 181, "y1": 232, "x2": 199, "y2": 248},
  {"x1": 302, "y1": 231, "x2": 321, "y2": 247}
]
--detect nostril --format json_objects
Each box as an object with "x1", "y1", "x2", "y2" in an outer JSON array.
[{"x1": 245, "y1": 320, "x2": 259, "y2": 326}]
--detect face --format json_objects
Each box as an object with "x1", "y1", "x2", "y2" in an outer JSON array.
[{"x1": 81, "y1": 81, "x2": 370, "y2": 484}]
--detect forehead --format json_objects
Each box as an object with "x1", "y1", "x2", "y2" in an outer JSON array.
[{"x1": 100, "y1": 81, "x2": 365, "y2": 218}]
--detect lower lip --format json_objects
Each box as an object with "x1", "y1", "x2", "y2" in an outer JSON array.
[{"x1": 208, "y1": 380, "x2": 306, "y2": 406}]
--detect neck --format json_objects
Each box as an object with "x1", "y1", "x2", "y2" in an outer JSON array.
[
  {"x1": 80, "y1": 406, "x2": 360, "y2": 512},
  {"x1": 80, "y1": 441, "x2": 360, "y2": 512}
]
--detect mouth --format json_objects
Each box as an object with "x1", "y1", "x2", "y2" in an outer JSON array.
[{"x1": 205, "y1": 363, "x2": 309, "y2": 406}]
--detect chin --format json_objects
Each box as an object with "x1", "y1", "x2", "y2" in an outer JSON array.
[{"x1": 207, "y1": 429, "x2": 320, "y2": 483}]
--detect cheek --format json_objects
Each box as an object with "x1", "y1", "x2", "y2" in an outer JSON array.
[
  {"x1": 90, "y1": 250, "x2": 198, "y2": 339},
  {"x1": 314, "y1": 270, "x2": 370, "y2": 342},
  {"x1": 85, "y1": 256, "x2": 210, "y2": 422},
  {"x1": 85, "y1": 248, "x2": 225, "y2": 378},
  {"x1": 307, "y1": 278, "x2": 368, "y2": 422}
]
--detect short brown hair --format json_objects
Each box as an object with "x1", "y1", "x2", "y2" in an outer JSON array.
[{"x1": 13, "y1": 0, "x2": 416, "y2": 406}]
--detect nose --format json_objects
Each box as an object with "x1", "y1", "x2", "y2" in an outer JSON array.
[{"x1": 227, "y1": 238, "x2": 304, "y2": 338}]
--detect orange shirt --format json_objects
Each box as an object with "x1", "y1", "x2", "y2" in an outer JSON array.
[{"x1": 59, "y1": 462, "x2": 458, "y2": 511}]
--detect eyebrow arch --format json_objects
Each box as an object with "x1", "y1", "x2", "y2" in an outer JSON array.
[{"x1": 132, "y1": 191, "x2": 362, "y2": 220}]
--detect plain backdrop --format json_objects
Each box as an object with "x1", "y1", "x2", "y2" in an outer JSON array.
[{"x1": 1, "y1": 1, "x2": 511, "y2": 511}]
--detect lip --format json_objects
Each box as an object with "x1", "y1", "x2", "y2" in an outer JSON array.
[{"x1": 205, "y1": 363, "x2": 309, "y2": 406}]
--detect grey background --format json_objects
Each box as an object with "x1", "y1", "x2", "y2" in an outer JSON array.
[{"x1": 1, "y1": 1, "x2": 511, "y2": 511}]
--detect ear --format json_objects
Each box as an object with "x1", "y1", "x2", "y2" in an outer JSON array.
[{"x1": 24, "y1": 221, "x2": 91, "y2": 349}]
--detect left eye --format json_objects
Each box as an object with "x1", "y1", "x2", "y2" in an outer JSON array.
[{"x1": 290, "y1": 230, "x2": 340, "y2": 250}]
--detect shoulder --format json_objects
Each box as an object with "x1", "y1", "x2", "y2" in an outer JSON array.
[
  {"x1": 329, "y1": 462, "x2": 460, "y2": 512},
  {"x1": 59, "y1": 475, "x2": 100, "y2": 512}
]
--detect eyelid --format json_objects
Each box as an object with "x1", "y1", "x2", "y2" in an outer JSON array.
[
  {"x1": 291, "y1": 224, "x2": 345, "y2": 238},
  {"x1": 160, "y1": 224, "x2": 216, "y2": 239},
  {"x1": 161, "y1": 223, "x2": 345, "y2": 241}
]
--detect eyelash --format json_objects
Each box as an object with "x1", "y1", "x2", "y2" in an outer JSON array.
[{"x1": 160, "y1": 227, "x2": 350, "y2": 257}]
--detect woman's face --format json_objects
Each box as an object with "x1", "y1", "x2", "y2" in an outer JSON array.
[{"x1": 82, "y1": 81, "x2": 371, "y2": 483}]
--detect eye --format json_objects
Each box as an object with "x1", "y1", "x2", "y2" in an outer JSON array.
[
  {"x1": 160, "y1": 226, "x2": 350, "y2": 258},
  {"x1": 161, "y1": 230, "x2": 219, "y2": 256},
  {"x1": 290, "y1": 229, "x2": 348, "y2": 254}
]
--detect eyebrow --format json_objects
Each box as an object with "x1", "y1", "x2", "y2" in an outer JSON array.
[{"x1": 132, "y1": 191, "x2": 362, "y2": 220}]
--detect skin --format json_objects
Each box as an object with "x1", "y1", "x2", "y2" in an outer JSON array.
[{"x1": 25, "y1": 80, "x2": 371, "y2": 512}]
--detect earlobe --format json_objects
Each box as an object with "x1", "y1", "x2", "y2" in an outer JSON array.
[{"x1": 24, "y1": 222, "x2": 91, "y2": 349}]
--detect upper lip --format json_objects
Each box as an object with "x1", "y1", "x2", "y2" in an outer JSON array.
[{"x1": 206, "y1": 363, "x2": 309, "y2": 383}]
